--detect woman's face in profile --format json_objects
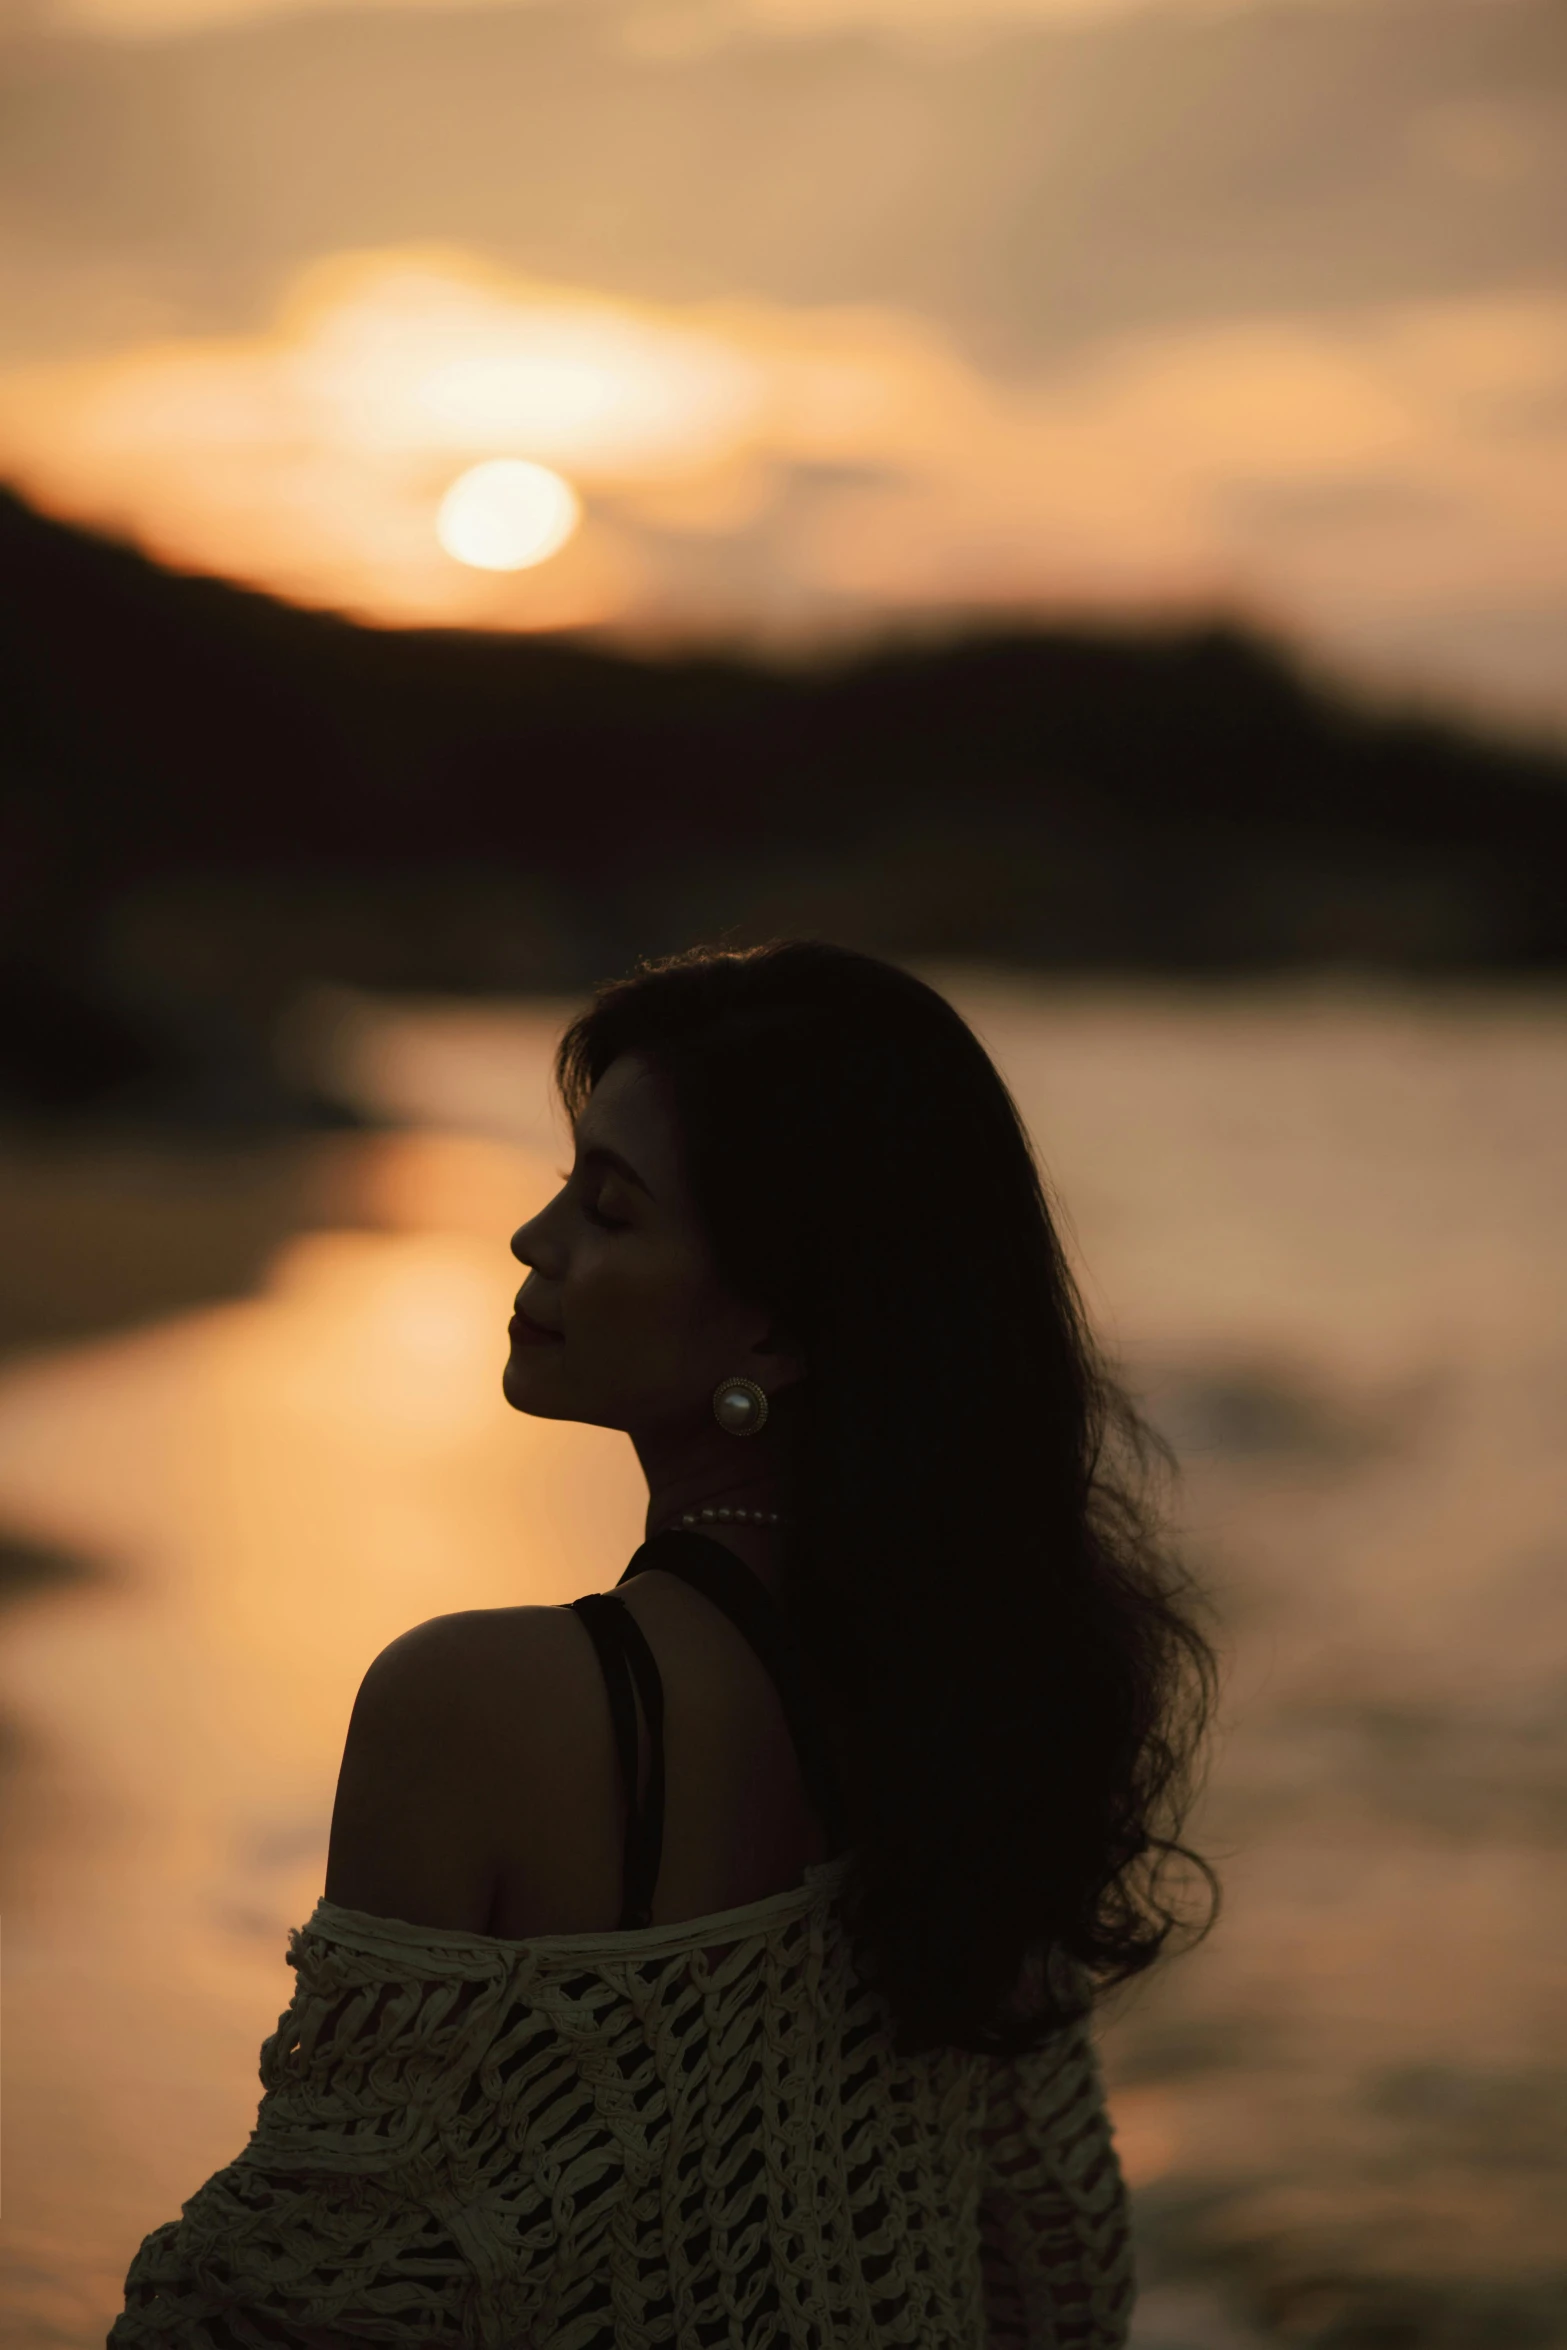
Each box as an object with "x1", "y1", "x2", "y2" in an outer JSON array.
[{"x1": 505, "y1": 1051, "x2": 799, "y2": 1436}]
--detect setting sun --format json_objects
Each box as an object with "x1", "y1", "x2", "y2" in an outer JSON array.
[{"x1": 436, "y1": 458, "x2": 581, "y2": 571}]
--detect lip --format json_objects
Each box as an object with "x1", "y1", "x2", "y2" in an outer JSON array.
[{"x1": 511, "y1": 1301, "x2": 564, "y2": 1342}]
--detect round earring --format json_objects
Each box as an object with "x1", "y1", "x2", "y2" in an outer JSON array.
[{"x1": 712, "y1": 1375, "x2": 769, "y2": 1436}]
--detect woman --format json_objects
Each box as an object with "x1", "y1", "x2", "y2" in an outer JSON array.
[{"x1": 112, "y1": 938, "x2": 1217, "y2": 2348}]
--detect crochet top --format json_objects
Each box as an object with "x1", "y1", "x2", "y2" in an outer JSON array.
[{"x1": 111, "y1": 1530, "x2": 1134, "y2": 2349}]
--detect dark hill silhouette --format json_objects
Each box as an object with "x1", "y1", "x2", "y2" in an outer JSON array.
[{"x1": 2, "y1": 488, "x2": 1564, "y2": 1119}]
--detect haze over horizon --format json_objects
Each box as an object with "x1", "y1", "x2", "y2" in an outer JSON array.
[{"x1": 2, "y1": 0, "x2": 1564, "y2": 734}]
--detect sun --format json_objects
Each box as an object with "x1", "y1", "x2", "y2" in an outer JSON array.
[{"x1": 436, "y1": 459, "x2": 582, "y2": 571}]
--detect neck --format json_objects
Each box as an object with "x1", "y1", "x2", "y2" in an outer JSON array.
[{"x1": 634, "y1": 1418, "x2": 792, "y2": 1548}]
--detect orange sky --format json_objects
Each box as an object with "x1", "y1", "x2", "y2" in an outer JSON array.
[{"x1": 1, "y1": 0, "x2": 1564, "y2": 732}]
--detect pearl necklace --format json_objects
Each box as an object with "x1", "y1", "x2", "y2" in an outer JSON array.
[{"x1": 667, "y1": 1503, "x2": 784, "y2": 1534}]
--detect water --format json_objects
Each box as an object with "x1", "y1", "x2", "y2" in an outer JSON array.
[{"x1": 1, "y1": 972, "x2": 1563, "y2": 2347}]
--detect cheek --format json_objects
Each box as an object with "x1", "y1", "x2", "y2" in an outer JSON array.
[
  {"x1": 570, "y1": 1245, "x2": 696, "y2": 1353},
  {"x1": 602, "y1": 1250, "x2": 733, "y2": 1378}
]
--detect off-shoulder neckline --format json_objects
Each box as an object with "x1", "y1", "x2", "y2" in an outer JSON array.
[{"x1": 303, "y1": 1850, "x2": 856, "y2": 1963}]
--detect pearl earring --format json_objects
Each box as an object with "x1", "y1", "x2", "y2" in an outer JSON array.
[{"x1": 712, "y1": 1375, "x2": 769, "y2": 1436}]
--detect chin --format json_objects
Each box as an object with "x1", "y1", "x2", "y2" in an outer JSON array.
[{"x1": 501, "y1": 1359, "x2": 565, "y2": 1417}]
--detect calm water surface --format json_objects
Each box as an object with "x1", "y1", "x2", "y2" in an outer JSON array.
[{"x1": 1, "y1": 973, "x2": 1563, "y2": 2348}]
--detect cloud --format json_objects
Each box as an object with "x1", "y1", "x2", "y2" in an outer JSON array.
[
  {"x1": 2, "y1": 0, "x2": 1561, "y2": 380},
  {"x1": 43, "y1": 0, "x2": 1336, "y2": 46},
  {"x1": 1, "y1": 245, "x2": 1563, "y2": 729}
]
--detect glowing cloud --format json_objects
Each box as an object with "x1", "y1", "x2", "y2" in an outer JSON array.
[{"x1": 290, "y1": 257, "x2": 762, "y2": 472}]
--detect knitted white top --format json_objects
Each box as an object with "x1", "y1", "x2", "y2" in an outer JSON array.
[
  {"x1": 111, "y1": 1854, "x2": 1133, "y2": 2348},
  {"x1": 112, "y1": 1531, "x2": 1135, "y2": 2348}
]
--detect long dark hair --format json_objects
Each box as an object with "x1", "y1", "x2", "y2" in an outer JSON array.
[{"x1": 554, "y1": 939, "x2": 1218, "y2": 2057}]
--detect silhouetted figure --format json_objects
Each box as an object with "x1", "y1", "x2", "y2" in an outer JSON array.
[{"x1": 111, "y1": 939, "x2": 1214, "y2": 2346}]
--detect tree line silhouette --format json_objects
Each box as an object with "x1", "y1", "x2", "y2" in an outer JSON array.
[{"x1": 3, "y1": 487, "x2": 1564, "y2": 1123}]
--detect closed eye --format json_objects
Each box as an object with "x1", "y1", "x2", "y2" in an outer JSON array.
[{"x1": 556, "y1": 1168, "x2": 628, "y2": 1231}]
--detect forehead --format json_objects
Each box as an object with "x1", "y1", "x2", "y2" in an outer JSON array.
[{"x1": 574, "y1": 1053, "x2": 683, "y2": 1188}]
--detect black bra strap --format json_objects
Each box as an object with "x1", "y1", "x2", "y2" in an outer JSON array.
[
  {"x1": 619, "y1": 1529, "x2": 848, "y2": 1852},
  {"x1": 613, "y1": 1605, "x2": 666, "y2": 1927},
  {"x1": 568, "y1": 1593, "x2": 667, "y2": 1928}
]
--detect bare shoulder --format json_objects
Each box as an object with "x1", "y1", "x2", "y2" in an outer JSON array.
[
  {"x1": 364, "y1": 1603, "x2": 585, "y2": 1696},
  {"x1": 324, "y1": 1604, "x2": 595, "y2": 1930},
  {"x1": 358, "y1": 1603, "x2": 609, "y2": 1771}
]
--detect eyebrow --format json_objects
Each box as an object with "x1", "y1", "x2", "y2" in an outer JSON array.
[{"x1": 574, "y1": 1142, "x2": 656, "y2": 1201}]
